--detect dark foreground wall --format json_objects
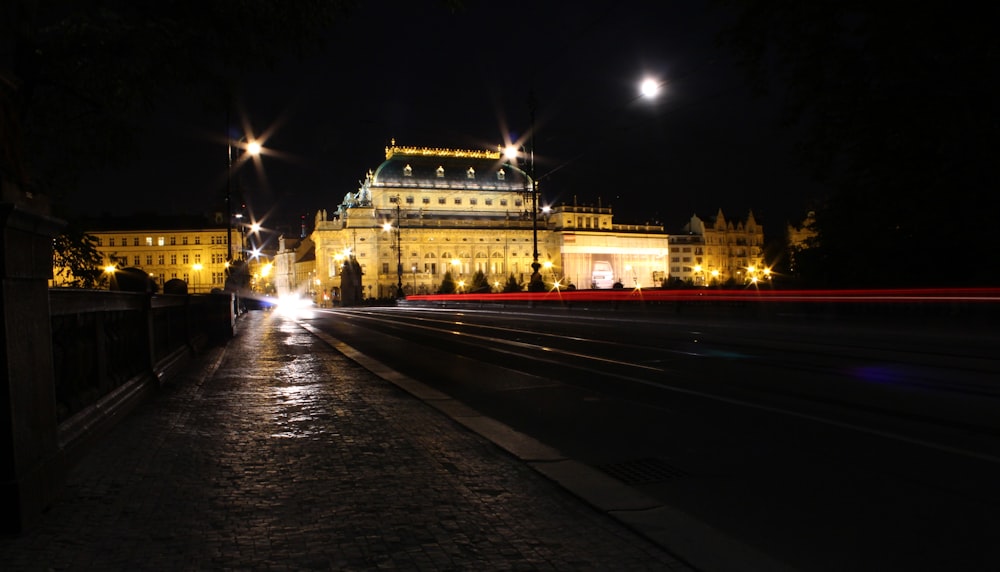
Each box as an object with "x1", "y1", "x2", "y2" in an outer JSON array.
[{"x1": 1, "y1": 197, "x2": 237, "y2": 534}]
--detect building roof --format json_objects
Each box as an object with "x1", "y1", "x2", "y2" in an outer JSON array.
[{"x1": 370, "y1": 143, "x2": 530, "y2": 192}]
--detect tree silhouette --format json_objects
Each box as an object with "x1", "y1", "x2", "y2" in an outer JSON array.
[
  {"x1": 438, "y1": 271, "x2": 457, "y2": 294},
  {"x1": 502, "y1": 274, "x2": 522, "y2": 293},
  {"x1": 718, "y1": 2, "x2": 999, "y2": 286},
  {"x1": 470, "y1": 270, "x2": 490, "y2": 293}
]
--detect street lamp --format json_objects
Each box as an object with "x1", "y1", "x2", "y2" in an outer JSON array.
[
  {"x1": 227, "y1": 134, "x2": 262, "y2": 264},
  {"x1": 192, "y1": 263, "x2": 203, "y2": 293},
  {"x1": 383, "y1": 196, "x2": 404, "y2": 299},
  {"x1": 504, "y1": 143, "x2": 542, "y2": 292}
]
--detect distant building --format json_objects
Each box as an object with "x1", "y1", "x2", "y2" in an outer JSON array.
[
  {"x1": 60, "y1": 215, "x2": 243, "y2": 293},
  {"x1": 668, "y1": 209, "x2": 767, "y2": 285},
  {"x1": 304, "y1": 143, "x2": 671, "y2": 299}
]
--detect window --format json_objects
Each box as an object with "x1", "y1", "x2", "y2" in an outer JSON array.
[
  {"x1": 157, "y1": 237, "x2": 165, "y2": 246},
  {"x1": 382, "y1": 263, "x2": 389, "y2": 274},
  {"x1": 422, "y1": 197, "x2": 429, "y2": 204},
  {"x1": 133, "y1": 256, "x2": 140, "y2": 266},
  {"x1": 500, "y1": 199, "x2": 508, "y2": 206},
  {"x1": 194, "y1": 237, "x2": 200, "y2": 245},
  {"x1": 145, "y1": 237, "x2": 153, "y2": 246},
  {"x1": 436, "y1": 166, "x2": 444, "y2": 178},
  {"x1": 121, "y1": 237, "x2": 127, "y2": 246},
  {"x1": 485, "y1": 199, "x2": 493, "y2": 206},
  {"x1": 133, "y1": 237, "x2": 139, "y2": 246},
  {"x1": 403, "y1": 164, "x2": 413, "y2": 176},
  {"x1": 497, "y1": 169, "x2": 505, "y2": 181},
  {"x1": 406, "y1": 196, "x2": 414, "y2": 204},
  {"x1": 109, "y1": 238, "x2": 115, "y2": 246},
  {"x1": 515, "y1": 199, "x2": 523, "y2": 207},
  {"x1": 454, "y1": 198, "x2": 462, "y2": 205},
  {"x1": 194, "y1": 254, "x2": 201, "y2": 263},
  {"x1": 157, "y1": 254, "x2": 165, "y2": 265},
  {"x1": 170, "y1": 254, "x2": 177, "y2": 265},
  {"x1": 182, "y1": 254, "x2": 189, "y2": 264},
  {"x1": 146, "y1": 255, "x2": 153, "y2": 265},
  {"x1": 466, "y1": 167, "x2": 475, "y2": 179},
  {"x1": 438, "y1": 197, "x2": 446, "y2": 205},
  {"x1": 469, "y1": 198, "x2": 477, "y2": 205},
  {"x1": 170, "y1": 236, "x2": 176, "y2": 246}
]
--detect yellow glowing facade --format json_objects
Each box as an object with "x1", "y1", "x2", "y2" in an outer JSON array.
[
  {"x1": 668, "y1": 210, "x2": 767, "y2": 285},
  {"x1": 300, "y1": 143, "x2": 671, "y2": 299},
  {"x1": 58, "y1": 225, "x2": 242, "y2": 293}
]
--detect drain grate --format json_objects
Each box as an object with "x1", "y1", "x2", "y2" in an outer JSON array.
[{"x1": 595, "y1": 457, "x2": 689, "y2": 485}]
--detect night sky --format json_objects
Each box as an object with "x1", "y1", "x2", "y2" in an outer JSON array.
[{"x1": 72, "y1": 1, "x2": 822, "y2": 237}]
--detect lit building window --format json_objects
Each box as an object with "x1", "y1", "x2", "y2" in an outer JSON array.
[
  {"x1": 145, "y1": 237, "x2": 153, "y2": 246},
  {"x1": 157, "y1": 237, "x2": 165, "y2": 246},
  {"x1": 436, "y1": 166, "x2": 444, "y2": 178},
  {"x1": 404, "y1": 164, "x2": 413, "y2": 177},
  {"x1": 466, "y1": 167, "x2": 475, "y2": 179},
  {"x1": 497, "y1": 169, "x2": 505, "y2": 181}
]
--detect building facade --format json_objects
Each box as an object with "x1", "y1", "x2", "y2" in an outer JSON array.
[
  {"x1": 60, "y1": 218, "x2": 245, "y2": 293},
  {"x1": 668, "y1": 210, "x2": 768, "y2": 285},
  {"x1": 305, "y1": 143, "x2": 671, "y2": 300}
]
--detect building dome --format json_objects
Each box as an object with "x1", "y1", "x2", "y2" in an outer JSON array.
[{"x1": 371, "y1": 143, "x2": 530, "y2": 192}]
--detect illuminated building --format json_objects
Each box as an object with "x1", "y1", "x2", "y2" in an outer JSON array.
[
  {"x1": 669, "y1": 210, "x2": 767, "y2": 285},
  {"x1": 305, "y1": 143, "x2": 670, "y2": 300},
  {"x1": 57, "y1": 216, "x2": 240, "y2": 293}
]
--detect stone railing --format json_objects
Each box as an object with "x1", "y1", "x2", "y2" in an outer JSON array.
[
  {"x1": 49, "y1": 290, "x2": 235, "y2": 453},
  {"x1": 1, "y1": 192, "x2": 238, "y2": 533}
]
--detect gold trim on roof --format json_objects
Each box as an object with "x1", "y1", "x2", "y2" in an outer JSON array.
[{"x1": 385, "y1": 144, "x2": 502, "y2": 160}]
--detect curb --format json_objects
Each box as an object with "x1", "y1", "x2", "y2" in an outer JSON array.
[{"x1": 298, "y1": 321, "x2": 795, "y2": 572}]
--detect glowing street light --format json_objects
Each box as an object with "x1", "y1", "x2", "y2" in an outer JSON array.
[
  {"x1": 227, "y1": 133, "x2": 263, "y2": 264},
  {"x1": 192, "y1": 263, "x2": 203, "y2": 293}
]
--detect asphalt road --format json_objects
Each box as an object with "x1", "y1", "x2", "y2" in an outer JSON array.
[{"x1": 293, "y1": 304, "x2": 1000, "y2": 571}]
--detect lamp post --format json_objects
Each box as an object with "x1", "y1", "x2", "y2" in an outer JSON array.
[
  {"x1": 395, "y1": 197, "x2": 404, "y2": 299},
  {"x1": 527, "y1": 91, "x2": 543, "y2": 292},
  {"x1": 226, "y1": 134, "x2": 262, "y2": 264},
  {"x1": 192, "y1": 263, "x2": 203, "y2": 293},
  {"x1": 382, "y1": 196, "x2": 404, "y2": 299}
]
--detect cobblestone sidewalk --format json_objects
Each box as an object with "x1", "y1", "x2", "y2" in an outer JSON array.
[{"x1": 0, "y1": 311, "x2": 691, "y2": 570}]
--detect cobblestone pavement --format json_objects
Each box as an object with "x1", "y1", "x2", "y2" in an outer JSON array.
[{"x1": 1, "y1": 311, "x2": 692, "y2": 571}]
